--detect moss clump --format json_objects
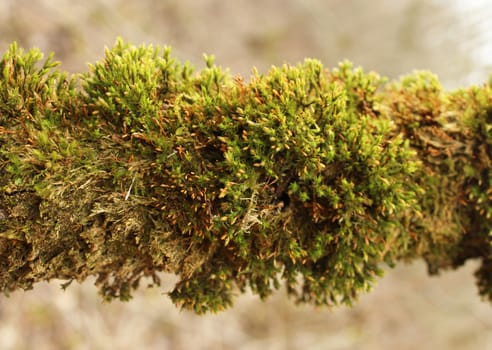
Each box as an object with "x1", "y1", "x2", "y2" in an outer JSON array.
[
  {"x1": 381, "y1": 72, "x2": 492, "y2": 300},
  {"x1": 0, "y1": 39, "x2": 490, "y2": 313}
]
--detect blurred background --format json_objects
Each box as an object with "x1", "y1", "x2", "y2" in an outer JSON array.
[{"x1": 1, "y1": 0, "x2": 492, "y2": 349}]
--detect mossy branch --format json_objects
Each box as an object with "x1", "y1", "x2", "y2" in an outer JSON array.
[{"x1": 0, "y1": 39, "x2": 490, "y2": 313}]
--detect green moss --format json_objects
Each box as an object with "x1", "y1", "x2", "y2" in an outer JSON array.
[{"x1": 0, "y1": 39, "x2": 490, "y2": 313}]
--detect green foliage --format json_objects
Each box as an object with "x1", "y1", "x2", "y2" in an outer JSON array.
[{"x1": 0, "y1": 39, "x2": 491, "y2": 313}]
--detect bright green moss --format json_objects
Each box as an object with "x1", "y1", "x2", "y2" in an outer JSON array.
[{"x1": 0, "y1": 39, "x2": 491, "y2": 313}]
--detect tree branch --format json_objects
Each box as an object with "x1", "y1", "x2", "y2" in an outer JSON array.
[{"x1": 0, "y1": 39, "x2": 490, "y2": 313}]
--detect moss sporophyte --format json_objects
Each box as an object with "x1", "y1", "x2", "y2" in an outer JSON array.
[{"x1": 0, "y1": 39, "x2": 490, "y2": 313}]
